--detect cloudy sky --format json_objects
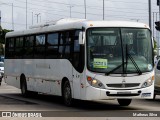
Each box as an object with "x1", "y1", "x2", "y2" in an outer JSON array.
[{"x1": 0, "y1": 0, "x2": 159, "y2": 32}]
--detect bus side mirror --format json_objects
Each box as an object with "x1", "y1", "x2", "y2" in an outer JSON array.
[{"x1": 79, "y1": 31, "x2": 85, "y2": 45}]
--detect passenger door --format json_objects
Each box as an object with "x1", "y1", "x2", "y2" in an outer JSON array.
[{"x1": 72, "y1": 30, "x2": 84, "y2": 99}]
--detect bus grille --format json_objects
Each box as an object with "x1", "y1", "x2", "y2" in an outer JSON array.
[{"x1": 106, "y1": 83, "x2": 140, "y2": 88}]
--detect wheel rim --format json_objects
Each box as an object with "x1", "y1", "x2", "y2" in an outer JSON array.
[{"x1": 64, "y1": 83, "x2": 71, "y2": 105}]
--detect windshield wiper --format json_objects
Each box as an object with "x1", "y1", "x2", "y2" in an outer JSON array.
[
  {"x1": 127, "y1": 54, "x2": 142, "y2": 75},
  {"x1": 105, "y1": 62, "x2": 125, "y2": 76},
  {"x1": 126, "y1": 45, "x2": 142, "y2": 75},
  {"x1": 105, "y1": 45, "x2": 142, "y2": 76}
]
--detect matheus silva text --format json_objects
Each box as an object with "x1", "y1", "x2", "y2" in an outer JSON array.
[{"x1": 133, "y1": 112, "x2": 157, "y2": 117}]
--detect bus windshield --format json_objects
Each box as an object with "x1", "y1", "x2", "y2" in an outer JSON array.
[{"x1": 87, "y1": 28, "x2": 153, "y2": 75}]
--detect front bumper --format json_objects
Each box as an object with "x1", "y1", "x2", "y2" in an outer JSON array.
[{"x1": 85, "y1": 85, "x2": 154, "y2": 100}]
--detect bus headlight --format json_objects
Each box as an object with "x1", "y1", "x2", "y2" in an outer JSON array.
[
  {"x1": 87, "y1": 76, "x2": 105, "y2": 89},
  {"x1": 141, "y1": 76, "x2": 154, "y2": 88}
]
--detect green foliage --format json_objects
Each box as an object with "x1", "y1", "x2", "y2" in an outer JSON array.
[
  {"x1": 0, "y1": 28, "x2": 13, "y2": 44},
  {"x1": 0, "y1": 26, "x2": 13, "y2": 55},
  {"x1": 154, "y1": 38, "x2": 157, "y2": 50}
]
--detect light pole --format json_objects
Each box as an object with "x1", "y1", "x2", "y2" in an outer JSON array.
[
  {"x1": 12, "y1": 3, "x2": 14, "y2": 30},
  {"x1": 157, "y1": 0, "x2": 160, "y2": 49},
  {"x1": 0, "y1": 11, "x2": 2, "y2": 35},
  {"x1": 102, "y1": 0, "x2": 108, "y2": 20},
  {"x1": 35, "y1": 13, "x2": 41, "y2": 23},
  {"x1": 32, "y1": 12, "x2": 33, "y2": 25},
  {"x1": 26, "y1": 0, "x2": 27, "y2": 29},
  {"x1": 153, "y1": 12, "x2": 159, "y2": 38},
  {"x1": 154, "y1": 12, "x2": 159, "y2": 48},
  {"x1": 0, "y1": 11, "x2": 1, "y2": 28},
  {"x1": 84, "y1": 0, "x2": 86, "y2": 19},
  {"x1": 103, "y1": 0, "x2": 104, "y2": 20},
  {"x1": 148, "y1": 0, "x2": 151, "y2": 29},
  {"x1": 68, "y1": 5, "x2": 74, "y2": 18},
  {"x1": 159, "y1": 0, "x2": 160, "y2": 21}
]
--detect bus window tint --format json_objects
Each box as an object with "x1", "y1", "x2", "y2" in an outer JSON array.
[
  {"x1": 24, "y1": 36, "x2": 34, "y2": 58},
  {"x1": 15, "y1": 37, "x2": 24, "y2": 58},
  {"x1": 47, "y1": 33, "x2": 58, "y2": 45},
  {"x1": 46, "y1": 33, "x2": 59, "y2": 58},
  {"x1": 59, "y1": 32, "x2": 71, "y2": 59},
  {"x1": 35, "y1": 34, "x2": 46, "y2": 58},
  {"x1": 72, "y1": 30, "x2": 84, "y2": 73},
  {"x1": 6, "y1": 38, "x2": 15, "y2": 58}
]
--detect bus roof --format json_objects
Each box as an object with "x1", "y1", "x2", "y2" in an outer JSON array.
[{"x1": 6, "y1": 18, "x2": 150, "y2": 38}]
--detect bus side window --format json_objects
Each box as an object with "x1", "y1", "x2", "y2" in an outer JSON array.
[
  {"x1": 6, "y1": 38, "x2": 15, "y2": 59},
  {"x1": 59, "y1": 31, "x2": 72, "y2": 59},
  {"x1": 35, "y1": 34, "x2": 46, "y2": 58},
  {"x1": 15, "y1": 37, "x2": 24, "y2": 59},
  {"x1": 24, "y1": 36, "x2": 34, "y2": 59},
  {"x1": 73, "y1": 30, "x2": 84, "y2": 73},
  {"x1": 46, "y1": 33, "x2": 59, "y2": 59}
]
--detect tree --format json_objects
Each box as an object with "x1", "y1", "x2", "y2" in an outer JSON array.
[
  {"x1": 0, "y1": 28, "x2": 13, "y2": 44},
  {"x1": 0, "y1": 27, "x2": 13, "y2": 55}
]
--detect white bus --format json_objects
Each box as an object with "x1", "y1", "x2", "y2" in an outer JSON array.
[{"x1": 5, "y1": 18, "x2": 154, "y2": 106}]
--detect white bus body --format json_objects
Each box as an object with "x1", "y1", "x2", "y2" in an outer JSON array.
[{"x1": 5, "y1": 18, "x2": 154, "y2": 106}]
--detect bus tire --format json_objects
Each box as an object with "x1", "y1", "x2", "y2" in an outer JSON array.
[
  {"x1": 117, "y1": 99, "x2": 132, "y2": 106},
  {"x1": 21, "y1": 76, "x2": 38, "y2": 97},
  {"x1": 20, "y1": 76, "x2": 29, "y2": 97},
  {"x1": 62, "y1": 80, "x2": 73, "y2": 106},
  {"x1": 153, "y1": 94, "x2": 156, "y2": 100}
]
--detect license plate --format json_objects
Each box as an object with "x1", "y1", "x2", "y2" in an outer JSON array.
[
  {"x1": 141, "y1": 93, "x2": 151, "y2": 97},
  {"x1": 117, "y1": 92, "x2": 131, "y2": 94}
]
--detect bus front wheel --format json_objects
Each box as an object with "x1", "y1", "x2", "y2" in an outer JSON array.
[
  {"x1": 153, "y1": 94, "x2": 156, "y2": 100},
  {"x1": 117, "y1": 99, "x2": 132, "y2": 106},
  {"x1": 62, "y1": 80, "x2": 73, "y2": 106}
]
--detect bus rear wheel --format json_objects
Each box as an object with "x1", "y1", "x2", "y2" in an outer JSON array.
[
  {"x1": 21, "y1": 76, "x2": 38, "y2": 97},
  {"x1": 117, "y1": 99, "x2": 132, "y2": 106},
  {"x1": 63, "y1": 80, "x2": 73, "y2": 106},
  {"x1": 21, "y1": 77, "x2": 29, "y2": 97}
]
